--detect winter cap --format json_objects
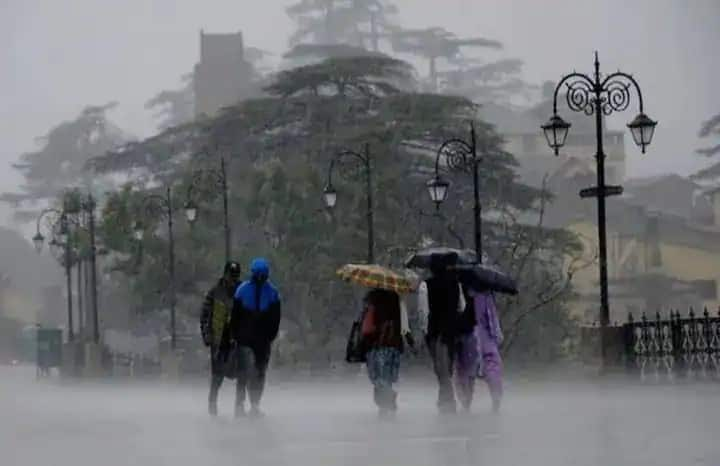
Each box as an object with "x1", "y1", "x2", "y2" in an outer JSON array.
[{"x1": 224, "y1": 261, "x2": 242, "y2": 279}]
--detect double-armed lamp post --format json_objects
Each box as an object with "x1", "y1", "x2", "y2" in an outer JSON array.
[
  {"x1": 34, "y1": 209, "x2": 73, "y2": 341},
  {"x1": 134, "y1": 187, "x2": 178, "y2": 350},
  {"x1": 541, "y1": 52, "x2": 657, "y2": 365},
  {"x1": 134, "y1": 185, "x2": 203, "y2": 350},
  {"x1": 33, "y1": 193, "x2": 100, "y2": 343}
]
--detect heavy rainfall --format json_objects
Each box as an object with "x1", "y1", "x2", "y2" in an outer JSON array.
[{"x1": 1, "y1": 1, "x2": 719, "y2": 465}]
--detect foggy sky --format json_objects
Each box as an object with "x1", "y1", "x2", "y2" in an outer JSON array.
[{"x1": 2, "y1": 0, "x2": 719, "y2": 228}]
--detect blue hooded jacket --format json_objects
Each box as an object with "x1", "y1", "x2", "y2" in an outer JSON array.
[{"x1": 231, "y1": 258, "x2": 281, "y2": 345}]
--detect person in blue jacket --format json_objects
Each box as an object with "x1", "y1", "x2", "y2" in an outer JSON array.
[{"x1": 230, "y1": 258, "x2": 281, "y2": 418}]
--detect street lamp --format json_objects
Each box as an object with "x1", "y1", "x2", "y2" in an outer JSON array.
[
  {"x1": 542, "y1": 51, "x2": 657, "y2": 367},
  {"x1": 427, "y1": 121, "x2": 483, "y2": 263},
  {"x1": 32, "y1": 232, "x2": 45, "y2": 253},
  {"x1": 426, "y1": 175, "x2": 450, "y2": 207},
  {"x1": 186, "y1": 156, "x2": 231, "y2": 261},
  {"x1": 627, "y1": 113, "x2": 657, "y2": 153},
  {"x1": 33, "y1": 208, "x2": 75, "y2": 342},
  {"x1": 184, "y1": 200, "x2": 198, "y2": 224},
  {"x1": 541, "y1": 114, "x2": 571, "y2": 155},
  {"x1": 322, "y1": 185, "x2": 338, "y2": 209},
  {"x1": 135, "y1": 187, "x2": 177, "y2": 350},
  {"x1": 324, "y1": 143, "x2": 374, "y2": 264},
  {"x1": 132, "y1": 222, "x2": 144, "y2": 241}
]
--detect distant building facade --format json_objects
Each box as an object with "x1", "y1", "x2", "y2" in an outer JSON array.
[
  {"x1": 193, "y1": 30, "x2": 254, "y2": 117},
  {"x1": 545, "y1": 169, "x2": 720, "y2": 324}
]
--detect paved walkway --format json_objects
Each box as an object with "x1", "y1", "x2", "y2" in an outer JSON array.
[{"x1": 2, "y1": 366, "x2": 718, "y2": 466}]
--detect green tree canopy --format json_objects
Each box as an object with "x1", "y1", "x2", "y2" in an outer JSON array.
[{"x1": 88, "y1": 53, "x2": 581, "y2": 366}]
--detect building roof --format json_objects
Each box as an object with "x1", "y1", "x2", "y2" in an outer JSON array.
[
  {"x1": 199, "y1": 30, "x2": 245, "y2": 63},
  {"x1": 545, "y1": 172, "x2": 720, "y2": 251},
  {"x1": 625, "y1": 173, "x2": 686, "y2": 188},
  {"x1": 624, "y1": 174, "x2": 714, "y2": 224}
]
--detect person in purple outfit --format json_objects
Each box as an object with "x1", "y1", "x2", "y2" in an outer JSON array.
[{"x1": 454, "y1": 290, "x2": 503, "y2": 413}]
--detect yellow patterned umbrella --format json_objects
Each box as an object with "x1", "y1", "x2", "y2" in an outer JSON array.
[{"x1": 336, "y1": 264, "x2": 416, "y2": 294}]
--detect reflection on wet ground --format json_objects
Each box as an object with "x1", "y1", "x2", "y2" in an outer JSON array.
[{"x1": 2, "y1": 366, "x2": 719, "y2": 466}]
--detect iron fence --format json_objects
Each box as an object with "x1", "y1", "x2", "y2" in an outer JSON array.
[{"x1": 624, "y1": 308, "x2": 720, "y2": 381}]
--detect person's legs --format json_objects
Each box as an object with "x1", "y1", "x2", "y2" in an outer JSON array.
[
  {"x1": 428, "y1": 337, "x2": 456, "y2": 413},
  {"x1": 454, "y1": 372, "x2": 475, "y2": 412},
  {"x1": 482, "y1": 342, "x2": 503, "y2": 412},
  {"x1": 234, "y1": 346, "x2": 253, "y2": 417},
  {"x1": 367, "y1": 348, "x2": 399, "y2": 418},
  {"x1": 454, "y1": 334, "x2": 478, "y2": 412},
  {"x1": 248, "y1": 344, "x2": 271, "y2": 416},
  {"x1": 208, "y1": 352, "x2": 224, "y2": 416}
]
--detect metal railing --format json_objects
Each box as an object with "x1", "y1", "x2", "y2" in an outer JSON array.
[{"x1": 624, "y1": 308, "x2": 720, "y2": 381}]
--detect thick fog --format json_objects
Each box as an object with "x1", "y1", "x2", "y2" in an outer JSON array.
[
  {"x1": 2, "y1": 1, "x2": 719, "y2": 224},
  {"x1": 2, "y1": 2, "x2": 719, "y2": 465}
]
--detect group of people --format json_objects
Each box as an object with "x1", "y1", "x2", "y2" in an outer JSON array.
[
  {"x1": 359, "y1": 253, "x2": 503, "y2": 417},
  {"x1": 199, "y1": 252, "x2": 503, "y2": 419},
  {"x1": 200, "y1": 258, "x2": 281, "y2": 418}
]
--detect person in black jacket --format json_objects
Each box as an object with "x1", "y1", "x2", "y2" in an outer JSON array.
[
  {"x1": 230, "y1": 258, "x2": 281, "y2": 418},
  {"x1": 417, "y1": 253, "x2": 465, "y2": 414},
  {"x1": 200, "y1": 261, "x2": 241, "y2": 417}
]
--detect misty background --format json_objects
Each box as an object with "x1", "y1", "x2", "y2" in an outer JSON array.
[{"x1": 2, "y1": 0, "x2": 719, "y2": 227}]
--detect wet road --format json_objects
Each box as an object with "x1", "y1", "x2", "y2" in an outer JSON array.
[{"x1": 2, "y1": 366, "x2": 718, "y2": 466}]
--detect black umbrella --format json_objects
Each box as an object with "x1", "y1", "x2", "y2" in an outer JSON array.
[
  {"x1": 455, "y1": 263, "x2": 518, "y2": 296},
  {"x1": 404, "y1": 247, "x2": 480, "y2": 269},
  {"x1": 405, "y1": 246, "x2": 517, "y2": 295}
]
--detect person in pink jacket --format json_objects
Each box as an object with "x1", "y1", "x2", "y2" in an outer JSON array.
[{"x1": 455, "y1": 290, "x2": 503, "y2": 413}]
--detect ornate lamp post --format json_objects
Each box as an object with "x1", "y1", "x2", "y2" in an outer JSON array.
[
  {"x1": 185, "y1": 156, "x2": 231, "y2": 261},
  {"x1": 323, "y1": 143, "x2": 374, "y2": 264},
  {"x1": 542, "y1": 52, "x2": 657, "y2": 366},
  {"x1": 134, "y1": 187, "x2": 177, "y2": 350},
  {"x1": 426, "y1": 121, "x2": 483, "y2": 263},
  {"x1": 33, "y1": 193, "x2": 101, "y2": 343},
  {"x1": 34, "y1": 209, "x2": 74, "y2": 342}
]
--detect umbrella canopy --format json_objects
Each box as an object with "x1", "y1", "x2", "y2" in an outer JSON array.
[
  {"x1": 455, "y1": 263, "x2": 518, "y2": 296},
  {"x1": 336, "y1": 264, "x2": 416, "y2": 294},
  {"x1": 404, "y1": 246, "x2": 483, "y2": 269},
  {"x1": 405, "y1": 246, "x2": 517, "y2": 295}
]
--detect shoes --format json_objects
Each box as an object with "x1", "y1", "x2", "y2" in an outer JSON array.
[
  {"x1": 208, "y1": 403, "x2": 218, "y2": 417},
  {"x1": 438, "y1": 402, "x2": 457, "y2": 416},
  {"x1": 249, "y1": 405, "x2": 264, "y2": 418},
  {"x1": 378, "y1": 408, "x2": 396, "y2": 421}
]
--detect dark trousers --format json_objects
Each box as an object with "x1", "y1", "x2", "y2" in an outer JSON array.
[
  {"x1": 427, "y1": 336, "x2": 456, "y2": 413},
  {"x1": 208, "y1": 348, "x2": 242, "y2": 412},
  {"x1": 236, "y1": 344, "x2": 271, "y2": 407}
]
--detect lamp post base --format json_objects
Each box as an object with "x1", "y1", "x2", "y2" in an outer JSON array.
[
  {"x1": 160, "y1": 349, "x2": 181, "y2": 381},
  {"x1": 60, "y1": 341, "x2": 82, "y2": 378},
  {"x1": 82, "y1": 342, "x2": 104, "y2": 378}
]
